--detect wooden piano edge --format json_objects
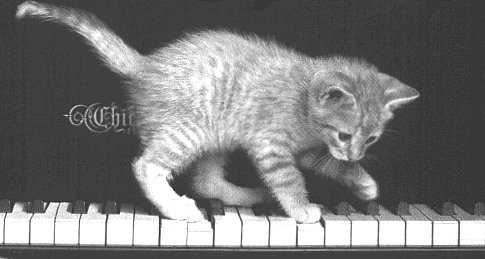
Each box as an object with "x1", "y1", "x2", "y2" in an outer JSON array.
[
  {"x1": 1, "y1": 248, "x2": 485, "y2": 259},
  {"x1": 1, "y1": 246, "x2": 485, "y2": 254}
]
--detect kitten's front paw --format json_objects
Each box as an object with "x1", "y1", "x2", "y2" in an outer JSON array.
[
  {"x1": 354, "y1": 177, "x2": 379, "y2": 201},
  {"x1": 157, "y1": 195, "x2": 204, "y2": 222},
  {"x1": 289, "y1": 203, "x2": 322, "y2": 223}
]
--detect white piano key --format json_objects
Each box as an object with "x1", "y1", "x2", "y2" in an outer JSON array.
[
  {"x1": 297, "y1": 221, "x2": 324, "y2": 247},
  {"x1": 321, "y1": 207, "x2": 351, "y2": 247},
  {"x1": 187, "y1": 207, "x2": 213, "y2": 247},
  {"x1": 4, "y1": 202, "x2": 32, "y2": 245},
  {"x1": 79, "y1": 203, "x2": 106, "y2": 246},
  {"x1": 133, "y1": 207, "x2": 159, "y2": 247},
  {"x1": 414, "y1": 204, "x2": 458, "y2": 247},
  {"x1": 106, "y1": 203, "x2": 134, "y2": 246},
  {"x1": 160, "y1": 218, "x2": 187, "y2": 246},
  {"x1": 348, "y1": 205, "x2": 378, "y2": 247},
  {"x1": 452, "y1": 204, "x2": 485, "y2": 246},
  {"x1": 237, "y1": 207, "x2": 269, "y2": 247},
  {"x1": 30, "y1": 202, "x2": 60, "y2": 245},
  {"x1": 0, "y1": 199, "x2": 11, "y2": 245},
  {"x1": 267, "y1": 210, "x2": 297, "y2": 247},
  {"x1": 55, "y1": 202, "x2": 81, "y2": 246},
  {"x1": 213, "y1": 206, "x2": 242, "y2": 247},
  {"x1": 374, "y1": 205, "x2": 405, "y2": 247},
  {"x1": 400, "y1": 205, "x2": 432, "y2": 247},
  {"x1": 0, "y1": 212, "x2": 5, "y2": 245}
]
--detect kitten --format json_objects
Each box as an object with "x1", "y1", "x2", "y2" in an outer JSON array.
[{"x1": 16, "y1": 1, "x2": 419, "y2": 223}]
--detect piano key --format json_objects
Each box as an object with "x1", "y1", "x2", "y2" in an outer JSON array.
[
  {"x1": 106, "y1": 203, "x2": 134, "y2": 246},
  {"x1": 397, "y1": 201, "x2": 411, "y2": 216},
  {"x1": 321, "y1": 204, "x2": 351, "y2": 247},
  {"x1": 72, "y1": 200, "x2": 87, "y2": 214},
  {"x1": 0, "y1": 199, "x2": 11, "y2": 244},
  {"x1": 133, "y1": 206, "x2": 159, "y2": 247},
  {"x1": 55, "y1": 202, "x2": 81, "y2": 246},
  {"x1": 213, "y1": 206, "x2": 242, "y2": 247},
  {"x1": 208, "y1": 199, "x2": 224, "y2": 217},
  {"x1": 414, "y1": 204, "x2": 458, "y2": 247},
  {"x1": 437, "y1": 201, "x2": 455, "y2": 216},
  {"x1": 187, "y1": 207, "x2": 213, "y2": 247},
  {"x1": 451, "y1": 204, "x2": 485, "y2": 246},
  {"x1": 348, "y1": 204, "x2": 378, "y2": 247},
  {"x1": 237, "y1": 207, "x2": 269, "y2": 247},
  {"x1": 401, "y1": 204, "x2": 432, "y2": 247},
  {"x1": 160, "y1": 217, "x2": 188, "y2": 246},
  {"x1": 336, "y1": 202, "x2": 350, "y2": 216},
  {"x1": 104, "y1": 200, "x2": 118, "y2": 214},
  {"x1": 365, "y1": 201, "x2": 380, "y2": 216},
  {"x1": 296, "y1": 204, "x2": 325, "y2": 248},
  {"x1": 30, "y1": 200, "x2": 45, "y2": 213},
  {"x1": 4, "y1": 202, "x2": 32, "y2": 245},
  {"x1": 297, "y1": 221, "x2": 325, "y2": 247},
  {"x1": 30, "y1": 202, "x2": 60, "y2": 245},
  {"x1": 474, "y1": 202, "x2": 485, "y2": 216},
  {"x1": 267, "y1": 209, "x2": 297, "y2": 247},
  {"x1": 79, "y1": 202, "x2": 106, "y2": 246},
  {"x1": 374, "y1": 205, "x2": 405, "y2": 247}
]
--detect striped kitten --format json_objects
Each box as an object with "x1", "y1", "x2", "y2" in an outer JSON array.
[{"x1": 16, "y1": 1, "x2": 419, "y2": 223}]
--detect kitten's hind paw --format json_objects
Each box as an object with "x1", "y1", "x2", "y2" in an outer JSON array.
[{"x1": 290, "y1": 203, "x2": 322, "y2": 223}]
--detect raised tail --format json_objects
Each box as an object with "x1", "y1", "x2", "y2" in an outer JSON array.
[{"x1": 16, "y1": 1, "x2": 142, "y2": 77}]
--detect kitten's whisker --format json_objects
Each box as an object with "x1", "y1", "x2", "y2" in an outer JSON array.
[
  {"x1": 311, "y1": 153, "x2": 330, "y2": 170},
  {"x1": 363, "y1": 153, "x2": 387, "y2": 171},
  {"x1": 384, "y1": 128, "x2": 399, "y2": 133},
  {"x1": 320, "y1": 156, "x2": 334, "y2": 174},
  {"x1": 382, "y1": 131, "x2": 398, "y2": 141},
  {"x1": 310, "y1": 155, "x2": 327, "y2": 169}
]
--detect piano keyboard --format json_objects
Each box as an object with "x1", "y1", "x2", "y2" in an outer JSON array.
[{"x1": 1, "y1": 199, "x2": 485, "y2": 249}]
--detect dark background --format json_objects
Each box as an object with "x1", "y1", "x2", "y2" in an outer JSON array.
[{"x1": 0, "y1": 0, "x2": 484, "y2": 211}]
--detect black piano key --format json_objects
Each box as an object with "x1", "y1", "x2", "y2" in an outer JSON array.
[
  {"x1": 103, "y1": 200, "x2": 119, "y2": 214},
  {"x1": 149, "y1": 206, "x2": 159, "y2": 216},
  {"x1": 439, "y1": 201, "x2": 455, "y2": 216},
  {"x1": 474, "y1": 202, "x2": 485, "y2": 216},
  {"x1": 30, "y1": 200, "x2": 45, "y2": 213},
  {"x1": 0, "y1": 199, "x2": 12, "y2": 213},
  {"x1": 251, "y1": 202, "x2": 268, "y2": 216},
  {"x1": 208, "y1": 199, "x2": 224, "y2": 217},
  {"x1": 336, "y1": 201, "x2": 350, "y2": 215},
  {"x1": 366, "y1": 201, "x2": 380, "y2": 216},
  {"x1": 396, "y1": 201, "x2": 410, "y2": 216},
  {"x1": 72, "y1": 200, "x2": 87, "y2": 214}
]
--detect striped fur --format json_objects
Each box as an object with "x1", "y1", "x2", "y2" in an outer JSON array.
[{"x1": 16, "y1": 1, "x2": 419, "y2": 223}]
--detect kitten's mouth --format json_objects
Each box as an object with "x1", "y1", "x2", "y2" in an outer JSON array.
[
  {"x1": 329, "y1": 148, "x2": 362, "y2": 162},
  {"x1": 329, "y1": 148, "x2": 348, "y2": 161}
]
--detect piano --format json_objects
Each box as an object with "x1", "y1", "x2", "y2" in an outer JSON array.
[{"x1": 1, "y1": 199, "x2": 485, "y2": 258}]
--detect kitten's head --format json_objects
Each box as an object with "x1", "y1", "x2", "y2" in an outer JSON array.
[{"x1": 307, "y1": 57, "x2": 419, "y2": 162}]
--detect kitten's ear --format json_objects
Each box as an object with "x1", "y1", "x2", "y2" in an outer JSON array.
[
  {"x1": 380, "y1": 73, "x2": 420, "y2": 110},
  {"x1": 319, "y1": 86, "x2": 356, "y2": 109}
]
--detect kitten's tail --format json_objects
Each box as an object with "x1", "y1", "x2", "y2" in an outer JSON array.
[{"x1": 16, "y1": 1, "x2": 142, "y2": 77}]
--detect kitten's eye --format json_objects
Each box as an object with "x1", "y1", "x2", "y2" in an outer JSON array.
[
  {"x1": 338, "y1": 132, "x2": 352, "y2": 141},
  {"x1": 366, "y1": 136, "x2": 377, "y2": 144}
]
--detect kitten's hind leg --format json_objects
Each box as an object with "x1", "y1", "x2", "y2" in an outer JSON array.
[
  {"x1": 189, "y1": 153, "x2": 272, "y2": 207},
  {"x1": 133, "y1": 156, "x2": 204, "y2": 222}
]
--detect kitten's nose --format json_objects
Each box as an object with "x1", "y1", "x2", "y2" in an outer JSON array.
[{"x1": 347, "y1": 157, "x2": 360, "y2": 162}]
